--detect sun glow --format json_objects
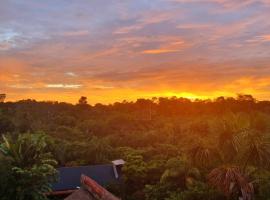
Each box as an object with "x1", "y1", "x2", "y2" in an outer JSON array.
[{"x1": 148, "y1": 91, "x2": 233, "y2": 101}]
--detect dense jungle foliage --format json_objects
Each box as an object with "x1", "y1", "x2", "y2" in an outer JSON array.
[{"x1": 1, "y1": 94, "x2": 270, "y2": 200}]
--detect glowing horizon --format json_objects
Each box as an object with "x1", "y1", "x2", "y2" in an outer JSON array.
[
  {"x1": 2, "y1": 91, "x2": 263, "y2": 105},
  {"x1": 1, "y1": 0, "x2": 270, "y2": 104}
]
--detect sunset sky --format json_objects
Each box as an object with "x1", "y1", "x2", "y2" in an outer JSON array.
[{"x1": 1, "y1": 0, "x2": 270, "y2": 104}]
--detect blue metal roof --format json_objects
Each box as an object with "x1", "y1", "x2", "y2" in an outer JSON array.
[{"x1": 52, "y1": 164, "x2": 119, "y2": 191}]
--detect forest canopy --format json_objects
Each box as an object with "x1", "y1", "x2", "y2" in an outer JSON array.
[{"x1": 1, "y1": 94, "x2": 270, "y2": 200}]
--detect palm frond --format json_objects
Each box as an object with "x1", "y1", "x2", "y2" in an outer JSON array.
[{"x1": 208, "y1": 165, "x2": 253, "y2": 200}]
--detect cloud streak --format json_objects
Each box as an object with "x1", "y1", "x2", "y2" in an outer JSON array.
[{"x1": 45, "y1": 84, "x2": 82, "y2": 89}]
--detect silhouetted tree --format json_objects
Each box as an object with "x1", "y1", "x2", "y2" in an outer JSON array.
[
  {"x1": 78, "y1": 96, "x2": 88, "y2": 105},
  {"x1": 0, "y1": 94, "x2": 6, "y2": 103}
]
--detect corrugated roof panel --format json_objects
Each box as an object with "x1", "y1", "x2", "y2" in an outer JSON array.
[{"x1": 52, "y1": 164, "x2": 118, "y2": 191}]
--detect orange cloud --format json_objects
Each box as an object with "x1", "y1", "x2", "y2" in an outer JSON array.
[
  {"x1": 60, "y1": 30, "x2": 89, "y2": 37},
  {"x1": 141, "y1": 39, "x2": 188, "y2": 54},
  {"x1": 142, "y1": 49, "x2": 180, "y2": 54},
  {"x1": 247, "y1": 34, "x2": 270, "y2": 43},
  {"x1": 46, "y1": 84, "x2": 82, "y2": 89}
]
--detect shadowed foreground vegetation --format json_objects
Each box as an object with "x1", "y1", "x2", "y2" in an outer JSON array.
[{"x1": 1, "y1": 94, "x2": 270, "y2": 200}]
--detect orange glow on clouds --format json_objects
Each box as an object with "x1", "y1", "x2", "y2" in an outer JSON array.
[
  {"x1": 1, "y1": 0, "x2": 270, "y2": 103},
  {"x1": 142, "y1": 49, "x2": 180, "y2": 54}
]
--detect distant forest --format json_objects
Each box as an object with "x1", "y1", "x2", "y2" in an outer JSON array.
[{"x1": 1, "y1": 94, "x2": 270, "y2": 200}]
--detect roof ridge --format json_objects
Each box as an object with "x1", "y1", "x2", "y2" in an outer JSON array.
[{"x1": 81, "y1": 174, "x2": 120, "y2": 200}]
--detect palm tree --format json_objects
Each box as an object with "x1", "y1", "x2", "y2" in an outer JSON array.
[
  {"x1": 218, "y1": 120, "x2": 243, "y2": 163},
  {"x1": 241, "y1": 133, "x2": 270, "y2": 170},
  {"x1": 204, "y1": 117, "x2": 247, "y2": 199},
  {"x1": 207, "y1": 115, "x2": 270, "y2": 200},
  {"x1": 208, "y1": 166, "x2": 253, "y2": 200},
  {"x1": 0, "y1": 134, "x2": 55, "y2": 167},
  {"x1": 0, "y1": 134, "x2": 57, "y2": 200},
  {"x1": 189, "y1": 144, "x2": 221, "y2": 169}
]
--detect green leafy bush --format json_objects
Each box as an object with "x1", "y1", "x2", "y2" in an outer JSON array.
[{"x1": 0, "y1": 133, "x2": 57, "y2": 200}]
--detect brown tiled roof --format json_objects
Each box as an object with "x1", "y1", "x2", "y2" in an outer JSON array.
[
  {"x1": 64, "y1": 175, "x2": 120, "y2": 200},
  {"x1": 65, "y1": 188, "x2": 96, "y2": 200}
]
